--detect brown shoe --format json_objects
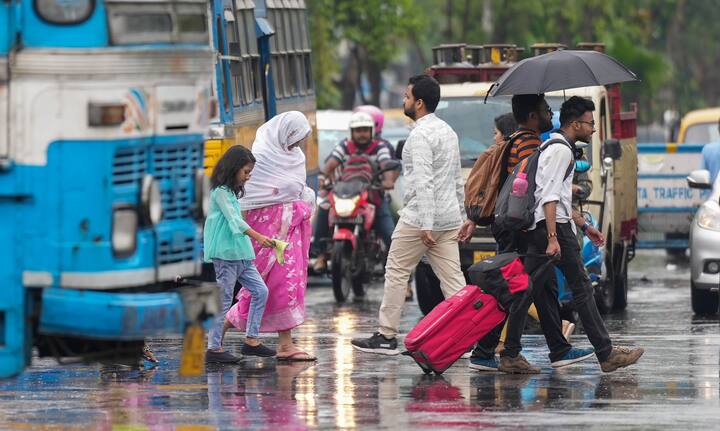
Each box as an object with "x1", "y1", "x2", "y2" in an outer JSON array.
[
  {"x1": 498, "y1": 354, "x2": 540, "y2": 374},
  {"x1": 313, "y1": 254, "x2": 328, "y2": 273},
  {"x1": 600, "y1": 346, "x2": 644, "y2": 373}
]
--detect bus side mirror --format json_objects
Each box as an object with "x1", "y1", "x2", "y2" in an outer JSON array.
[
  {"x1": 687, "y1": 169, "x2": 712, "y2": 189},
  {"x1": 603, "y1": 139, "x2": 622, "y2": 160}
]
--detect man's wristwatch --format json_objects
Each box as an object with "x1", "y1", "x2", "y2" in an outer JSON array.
[{"x1": 581, "y1": 223, "x2": 589, "y2": 234}]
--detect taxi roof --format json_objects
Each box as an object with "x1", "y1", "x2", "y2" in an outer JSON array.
[{"x1": 681, "y1": 107, "x2": 720, "y2": 125}]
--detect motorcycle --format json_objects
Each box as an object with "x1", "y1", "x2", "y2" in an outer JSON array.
[{"x1": 325, "y1": 157, "x2": 401, "y2": 303}]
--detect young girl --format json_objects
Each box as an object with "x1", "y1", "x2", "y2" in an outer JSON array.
[{"x1": 204, "y1": 145, "x2": 277, "y2": 363}]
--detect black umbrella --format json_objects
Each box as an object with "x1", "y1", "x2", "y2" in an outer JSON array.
[{"x1": 488, "y1": 49, "x2": 639, "y2": 96}]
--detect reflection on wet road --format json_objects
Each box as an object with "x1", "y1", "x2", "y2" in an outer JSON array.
[{"x1": 1, "y1": 251, "x2": 718, "y2": 430}]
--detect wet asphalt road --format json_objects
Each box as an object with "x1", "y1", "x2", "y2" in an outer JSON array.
[{"x1": 1, "y1": 250, "x2": 719, "y2": 430}]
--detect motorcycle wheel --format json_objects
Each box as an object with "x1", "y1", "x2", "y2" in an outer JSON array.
[{"x1": 331, "y1": 241, "x2": 355, "y2": 303}]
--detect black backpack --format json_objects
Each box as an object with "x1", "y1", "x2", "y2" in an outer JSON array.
[{"x1": 493, "y1": 139, "x2": 574, "y2": 232}]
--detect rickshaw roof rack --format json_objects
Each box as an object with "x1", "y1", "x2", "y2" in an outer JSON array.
[
  {"x1": 431, "y1": 43, "x2": 475, "y2": 68},
  {"x1": 576, "y1": 42, "x2": 606, "y2": 53},
  {"x1": 428, "y1": 42, "x2": 522, "y2": 84},
  {"x1": 530, "y1": 43, "x2": 567, "y2": 56}
]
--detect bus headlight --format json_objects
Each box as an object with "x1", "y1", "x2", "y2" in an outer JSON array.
[
  {"x1": 112, "y1": 208, "x2": 138, "y2": 257},
  {"x1": 140, "y1": 175, "x2": 163, "y2": 225},
  {"x1": 194, "y1": 169, "x2": 210, "y2": 220}
]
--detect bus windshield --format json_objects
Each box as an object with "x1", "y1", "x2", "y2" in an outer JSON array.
[
  {"x1": 107, "y1": 0, "x2": 208, "y2": 45},
  {"x1": 435, "y1": 96, "x2": 564, "y2": 160}
]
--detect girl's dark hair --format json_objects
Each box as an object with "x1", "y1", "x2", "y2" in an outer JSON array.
[
  {"x1": 494, "y1": 112, "x2": 518, "y2": 140},
  {"x1": 210, "y1": 145, "x2": 256, "y2": 197}
]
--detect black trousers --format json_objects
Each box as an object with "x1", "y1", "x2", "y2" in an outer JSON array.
[
  {"x1": 524, "y1": 221, "x2": 613, "y2": 363},
  {"x1": 473, "y1": 224, "x2": 534, "y2": 360}
]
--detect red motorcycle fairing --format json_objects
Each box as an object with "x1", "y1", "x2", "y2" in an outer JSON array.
[{"x1": 333, "y1": 228, "x2": 357, "y2": 249}]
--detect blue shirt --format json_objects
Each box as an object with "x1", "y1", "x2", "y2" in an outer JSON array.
[{"x1": 701, "y1": 142, "x2": 720, "y2": 184}]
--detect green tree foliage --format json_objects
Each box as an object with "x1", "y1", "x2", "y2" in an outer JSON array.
[
  {"x1": 308, "y1": 0, "x2": 720, "y2": 120},
  {"x1": 307, "y1": 0, "x2": 426, "y2": 109}
]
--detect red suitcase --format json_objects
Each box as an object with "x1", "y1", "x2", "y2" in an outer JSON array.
[{"x1": 403, "y1": 285, "x2": 506, "y2": 374}]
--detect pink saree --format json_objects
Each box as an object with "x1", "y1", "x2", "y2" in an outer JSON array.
[{"x1": 226, "y1": 200, "x2": 311, "y2": 333}]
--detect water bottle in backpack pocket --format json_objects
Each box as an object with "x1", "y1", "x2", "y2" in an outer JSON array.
[
  {"x1": 507, "y1": 172, "x2": 529, "y2": 220},
  {"x1": 494, "y1": 139, "x2": 574, "y2": 232}
]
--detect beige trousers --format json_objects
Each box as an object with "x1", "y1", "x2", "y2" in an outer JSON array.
[{"x1": 378, "y1": 221, "x2": 466, "y2": 337}]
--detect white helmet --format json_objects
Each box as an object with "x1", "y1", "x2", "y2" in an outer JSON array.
[{"x1": 348, "y1": 111, "x2": 375, "y2": 134}]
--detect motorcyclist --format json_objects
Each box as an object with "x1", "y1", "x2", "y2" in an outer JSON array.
[{"x1": 312, "y1": 111, "x2": 399, "y2": 272}]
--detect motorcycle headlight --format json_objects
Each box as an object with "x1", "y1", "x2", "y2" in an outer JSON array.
[
  {"x1": 194, "y1": 169, "x2": 210, "y2": 220},
  {"x1": 140, "y1": 174, "x2": 163, "y2": 225},
  {"x1": 697, "y1": 201, "x2": 720, "y2": 231},
  {"x1": 112, "y1": 207, "x2": 138, "y2": 257},
  {"x1": 334, "y1": 197, "x2": 359, "y2": 217}
]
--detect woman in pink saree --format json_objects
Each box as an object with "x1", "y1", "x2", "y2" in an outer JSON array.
[{"x1": 225, "y1": 111, "x2": 316, "y2": 361}]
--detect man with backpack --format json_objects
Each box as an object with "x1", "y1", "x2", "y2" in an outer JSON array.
[
  {"x1": 459, "y1": 94, "x2": 553, "y2": 250},
  {"x1": 462, "y1": 95, "x2": 576, "y2": 373},
  {"x1": 520, "y1": 96, "x2": 644, "y2": 372},
  {"x1": 312, "y1": 111, "x2": 397, "y2": 272}
]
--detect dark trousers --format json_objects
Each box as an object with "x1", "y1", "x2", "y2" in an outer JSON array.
[
  {"x1": 473, "y1": 287, "x2": 534, "y2": 359},
  {"x1": 312, "y1": 198, "x2": 395, "y2": 254},
  {"x1": 473, "y1": 224, "x2": 533, "y2": 360},
  {"x1": 524, "y1": 221, "x2": 613, "y2": 362}
]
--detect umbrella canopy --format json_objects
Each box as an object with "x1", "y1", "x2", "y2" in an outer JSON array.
[{"x1": 489, "y1": 49, "x2": 639, "y2": 96}]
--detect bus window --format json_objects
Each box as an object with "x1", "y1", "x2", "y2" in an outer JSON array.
[
  {"x1": 225, "y1": 13, "x2": 243, "y2": 107},
  {"x1": 288, "y1": 55, "x2": 298, "y2": 95},
  {"x1": 303, "y1": 53, "x2": 313, "y2": 94},
  {"x1": 108, "y1": 4, "x2": 172, "y2": 44},
  {"x1": 107, "y1": 1, "x2": 207, "y2": 45},
  {"x1": 176, "y1": 3, "x2": 208, "y2": 43}
]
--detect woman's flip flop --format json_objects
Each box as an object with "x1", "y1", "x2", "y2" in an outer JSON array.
[{"x1": 277, "y1": 351, "x2": 317, "y2": 362}]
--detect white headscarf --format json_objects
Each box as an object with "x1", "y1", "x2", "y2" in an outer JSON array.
[{"x1": 240, "y1": 111, "x2": 313, "y2": 210}]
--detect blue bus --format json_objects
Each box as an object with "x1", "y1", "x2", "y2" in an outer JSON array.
[
  {"x1": 0, "y1": 0, "x2": 218, "y2": 378},
  {"x1": 204, "y1": 0, "x2": 318, "y2": 177}
]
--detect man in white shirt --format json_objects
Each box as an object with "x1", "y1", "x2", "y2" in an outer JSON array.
[
  {"x1": 351, "y1": 74, "x2": 467, "y2": 355},
  {"x1": 525, "y1": 96, "x2": 644, "y2": 372}
]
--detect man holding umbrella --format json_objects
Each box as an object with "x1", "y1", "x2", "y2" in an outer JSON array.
[
  {"x1": 525, "y1": 96, "x2": 644, "y2": 371},
  {"x1": 488, "y1": 49, "x2": 644, "y2": 372}
]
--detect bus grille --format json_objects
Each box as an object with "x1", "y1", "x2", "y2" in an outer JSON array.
[
  {"x1": 112, "y1": 147, "x2": 147, "y2": 186},
  {"x1": 158, "y1": 236, "x2": 196, "y2": 265},
  {"x1": 151, "y1": 144, "x2": 202, "y2": 220}
]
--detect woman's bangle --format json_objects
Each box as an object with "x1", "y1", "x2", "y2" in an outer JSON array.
[{"x1": 547, "y1": 232, "x2": 557, "y2": 239}]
